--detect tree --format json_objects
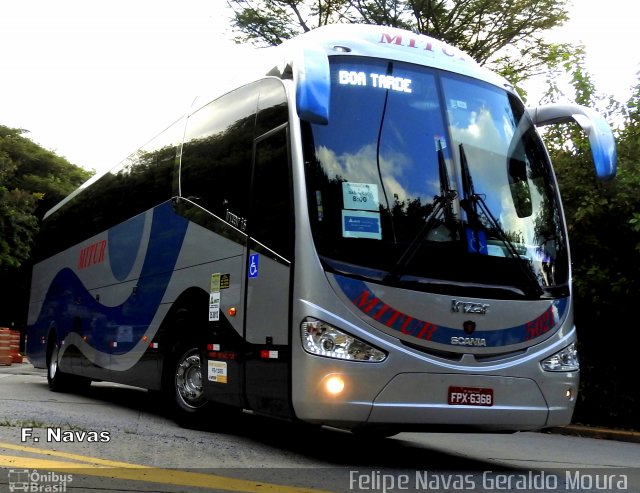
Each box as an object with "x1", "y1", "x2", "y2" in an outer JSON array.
[
  {"x1": 542, "y1": 54, "x2": 640, "y2": 429},
  {"x1": 0, "y1": 185, "x2": 39, "y2": 268},
  {"x1": 0, "y1": 126, "x2": 91, "y2": 219},
  {"x1": 0, "y1": 126, "x2": 91, "y2": 267},
  {"x1": 227, "y1": 0, "x2": 572, "y2": 84}
]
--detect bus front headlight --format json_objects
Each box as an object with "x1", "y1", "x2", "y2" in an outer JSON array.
[
  {"x1": 541, "y1": 342, "x2": 579, "y2": 372},
  {"x1": 301, "y1": 317, "x2": 386, "y2": 362}
]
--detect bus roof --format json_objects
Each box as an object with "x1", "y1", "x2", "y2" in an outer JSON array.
[
  {"x1": 281, "y1": 24, "x2": 508, "y2": 87},
  {"x1": 192, "y1": 24, "x2": 511, "y2": 113}
]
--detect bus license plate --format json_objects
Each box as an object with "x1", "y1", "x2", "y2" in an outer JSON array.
[{"x1": 448, "y1": 386, "x2": 493, "y2": 407}]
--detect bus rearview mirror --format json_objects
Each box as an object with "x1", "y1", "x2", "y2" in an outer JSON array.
[
  {"x1": 296, "y1": 46, "x2": 331, "y2": 125},
  {"x1": 527, "y1": 103, "x2": 617, "y2": 180}
]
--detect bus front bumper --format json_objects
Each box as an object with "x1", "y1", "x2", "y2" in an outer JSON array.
[{"x1": 293, "y1": 371, "x2": 578, "y2": 432}]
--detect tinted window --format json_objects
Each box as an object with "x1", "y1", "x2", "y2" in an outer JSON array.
[
  {"x1": 180, "y1": 78, "x2": 291, "y2": 258},
  {"x1": 35, "y1": 119, "x2": 182, "y2": 260},
  {"x1": 180, "y1": 83, "x2": 259, "y2": 225},
  {"x1": 251, "y1": 126, "x2": 292, "y2": 260}
]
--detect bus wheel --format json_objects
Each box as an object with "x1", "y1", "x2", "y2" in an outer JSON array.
[
  {"x1": 46, "y1": 337, "x2": 72, "y2": 391},
  {"x1": 46, "y1": 337, "x2": 92, "y2": 393},
  {"x1": 172, "y1": 347, "x2": 209, "y2": 421}
]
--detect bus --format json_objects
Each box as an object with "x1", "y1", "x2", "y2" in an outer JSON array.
[{"x1": 27, "y1": 24, "x2": 616, "y2": 435}]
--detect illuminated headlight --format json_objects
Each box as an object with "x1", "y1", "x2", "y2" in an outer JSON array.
[
  {"x1": 541, "y1": 342, "x2": 579, "y2": 372},
  {"x1": 301, "y1": 317, "x2": 386, "y2": 362}
]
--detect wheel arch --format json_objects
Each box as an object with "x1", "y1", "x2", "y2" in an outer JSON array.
[{"x1": 159, "y1": 287, "x2": 209, "y2": 353}]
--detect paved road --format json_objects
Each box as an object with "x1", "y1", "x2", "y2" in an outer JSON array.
[{"x1": 0, "y1": 363, "x2": 638, "y2": 492}]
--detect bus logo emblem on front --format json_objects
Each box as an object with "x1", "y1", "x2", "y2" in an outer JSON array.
[
  {"x1": 463, "y1": 320, "x2": 476, "y2": 335},
  {"x1": 451, "y1": 300, "x2": 490, "y2": 315}
]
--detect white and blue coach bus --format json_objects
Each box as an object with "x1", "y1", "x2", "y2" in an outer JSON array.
[{"x1": 27, "y1": 24, "x2": 616, "y2": 434}]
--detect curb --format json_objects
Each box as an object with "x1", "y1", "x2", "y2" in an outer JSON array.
[
  {"x1": 546, "y1": 425, "x2": 640, "y2": 443},
  {"x1": 0, "y1": 360, "x2": 45, "y2": 376}
]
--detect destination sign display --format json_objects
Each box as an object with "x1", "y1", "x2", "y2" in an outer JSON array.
[{"x1": 338, "y1": 70, "x2": 412, "y2": 93}]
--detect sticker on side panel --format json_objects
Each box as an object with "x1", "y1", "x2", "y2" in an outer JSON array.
[
  {"x1": 342, "y1": 182, "x2": 379, "y2": 211},
  {"x1": 210, "y1": 273, "x2": 221, "y2": 292},
  {"x1": 342, "y1": 210, "x2": 382, "y2": 240},
  {"x1": 220, "y1": 273, "x2": 230, "y2": 289},
  {"x1": 209, "y1": 273, "x2": 222, "y2": 321},
  {"x1": 116, "y1": 325, "x2": 133, "y2": 343},
  {"x1": 209, "y1": 292, "x2": 221, "y2": 321},
  {"x1": 248, "y1": 254, "x2": 259, "y2": 278},
  {"x1": 208, "y1": 360, "x2": 227, "y2": 383}
]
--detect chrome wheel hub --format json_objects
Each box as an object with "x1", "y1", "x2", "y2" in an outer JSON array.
[{"x1": 175, "y1": 353, "x2": 204, "y2": 408}]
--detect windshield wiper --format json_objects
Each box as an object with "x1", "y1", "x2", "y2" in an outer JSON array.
[
  {"x1": 458, "y1": 143, "x2": 544, "y2": 298},
  {"x1": 386, "y1": 142, "x2": 457, "y2": 280}
]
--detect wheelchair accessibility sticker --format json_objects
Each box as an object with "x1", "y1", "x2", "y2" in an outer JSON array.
[
  {"x1": 248, "y1": 254, "x2": 259, "y2": 278},
  {"x1": 466, "y1": 228, "x2": 487, "y2": 255}
]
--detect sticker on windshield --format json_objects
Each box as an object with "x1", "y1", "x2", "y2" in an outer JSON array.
[
  {"x1": 450, "y1": 99, "x2": 468, "y2": 109},
  {"x1": 466, "y1": 228, "x2": 487, "y2": 254},
  {"x1": 434, "y1": 135, "x2": 447, "y2": 151},
  {"x1": 342, "y1": 210, "x2": 382, "y2": 240},
  {"x1": 342, "y1": 182, "x2": 379, "y2": 211}
]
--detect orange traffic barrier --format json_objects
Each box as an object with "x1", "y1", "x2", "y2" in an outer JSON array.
[
  {"x1": 0, "y1": 328, "x2": 12, "y2": 366},
  {"x1": 10, "y1": 330, "x2": 22, "y2": 364}
]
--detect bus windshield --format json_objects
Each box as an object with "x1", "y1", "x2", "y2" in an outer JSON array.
[{"x1": 303, "y1": 57, "x2": 568, "y2": 299}]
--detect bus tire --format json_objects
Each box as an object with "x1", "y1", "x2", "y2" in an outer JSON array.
[
  {"x1": 46, "y1": 336, "x2": 73, "y2": 392},
  {"x1": 169, "y1": 345, "x2": 210, "y2": 425}
]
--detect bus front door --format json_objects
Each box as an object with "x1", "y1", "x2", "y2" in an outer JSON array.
[{"x1": 243, "y1": 124, "x2": 294, "y2": 418}]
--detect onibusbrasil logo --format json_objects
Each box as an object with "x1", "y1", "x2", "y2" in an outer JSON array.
[{"x1": 8, "y1": 469, "x2": 73, "y2": 492}]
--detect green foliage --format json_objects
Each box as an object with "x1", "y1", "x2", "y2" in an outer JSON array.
[
  {"x1": 0, "y1": 126, "x2": 92, "y2": 268},
  {"x1": 543, "y1": 58, "x2": 640, "y2": 430},
  {"x1": 0, "y1": 187, "x2": 40, "y2": 268},
  {"x1": 230, "y1": 0, "x2": 314, "y2": 46}
]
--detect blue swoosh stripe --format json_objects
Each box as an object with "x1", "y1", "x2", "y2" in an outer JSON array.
[
  {"x1": 335, "y1": 275, "x2": 568, "y2": 347},
  {"x1": 32, "y1": 201, "x2": 188, "y2": 354}
]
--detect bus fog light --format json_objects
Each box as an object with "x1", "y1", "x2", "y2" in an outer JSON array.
[
  {"x1": 325, "y1": 375, "x2": 345, "y2": 395},
  {"x1": 565, "y1": 388, "x2": 575, "y2": 401},
  {"x1": 541, "y1": 343, "x2": 579, "y2": 372},
  {"x1": 301, "y1": 317, "x2": 386, "y2": 362}
]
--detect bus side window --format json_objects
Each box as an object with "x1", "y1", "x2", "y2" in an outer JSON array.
[
  {"x1": 37, "y1": 121, "x2": 180, "y2": 261},
  {"x1": 249, "y1": 79, "x2": 292, "y2": 260},
  {"x1": 250, "y1": 127, "x2": 293, "y2": 260},
  {"x1": 180, "y1": 83, "x2": 260, "y2": 223}
]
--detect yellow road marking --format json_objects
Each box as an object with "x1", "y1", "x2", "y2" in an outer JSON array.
[
  {"x1": 0, "y1": 441, "x2": 147, "y2": 468},
  {"x1": 0, "y1": 442, "x2": 334, "y2": 493}
]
